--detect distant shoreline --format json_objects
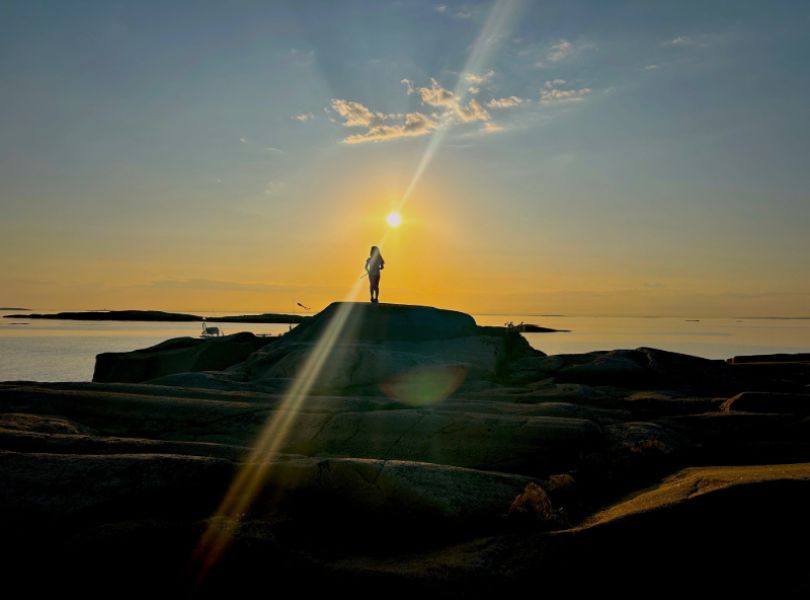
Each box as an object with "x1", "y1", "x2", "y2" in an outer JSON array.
[
  {"x1": 0, "y1": 307, "x2": 31, "y2": 311},
  {"x1": 3, "y1": 309, "x2": 308, "y2": 324}
]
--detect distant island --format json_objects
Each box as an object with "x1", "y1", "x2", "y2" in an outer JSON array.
[
  {"x1": 2, "y1": 309, "x2": 308, "y2": 324},
  {"x1": 504, "y1": 321, "x2": 570, "y2": 333},
  {"x1": 0, "y1": 307, "x2": 31, "y2": 310}
]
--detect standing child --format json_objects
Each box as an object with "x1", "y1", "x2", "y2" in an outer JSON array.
[{"x1": 364, "y1": 246, "x2": 385, "y2": 303}]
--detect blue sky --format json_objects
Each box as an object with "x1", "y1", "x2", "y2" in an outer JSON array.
[{"x1": 1, "y1": 0, "x2": 808, "y2": 315}]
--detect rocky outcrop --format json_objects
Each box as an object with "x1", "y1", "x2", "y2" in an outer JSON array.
[
  {"x1": 145, "y1": 302, "x2": 543, "y2": 396},
  {"x1": 507, "y1": 346, "x2": 806, "y2": 393},
  {"x1": 4, "y1": 302, "x2": 810, "y2": 595},
  {"x1": 93, "y1": 332, "x2": 276, "y2": 383}
]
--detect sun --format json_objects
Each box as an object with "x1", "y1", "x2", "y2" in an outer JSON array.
[{"x1": 386, "y1": 211, "x2": 402, "y2": 228}]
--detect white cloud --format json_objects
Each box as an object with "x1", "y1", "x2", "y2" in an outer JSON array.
[
  {"x1": 548, "y1": 39, "x2": 573, "y2": 62},
  {"x1": 415, "y1": 78, "x2": 491, "y2": 123},
  {"x1": 539, "y1": 80, "x2": 591, "y2": 103},
  {"x1": 331, "y1": 76, "x2": 540, "y2": 144},
  {"x1": 464, "y1": 70, "x2": 494, "y2": 95},
  {"x1": 343, "y1": 112, "x2": 438, "y2": 144},
  {"x1": 435, "y1": 3, "x2": 473, "y2": 19},
  {"x1": 530, "y1": 38, "x2": 592, "y2": 68},
  {"x1": 666, "y1": 35, "x2": 692, "y2": 46},
  {"x1": 292, "y1": 112, "x2": 314, "y2": 122},
  {"x1": 464, "y1": 70, "x2": 494, "y2": 85},
  {"x1": 331, "y1": 98, "x2": 437, "y2": 144},
  {"x1": 643, "y1": 64, "x2": 660, "y2": 70},
  {"x1": 239, "y1": 136, "x2": 248, "y2": 144},
  {"x1": 329, "y1": 100, "x2": 402, "y2": 129},
  {"x1": 487, "y1": 96, "x2": 524, "y2": 108}
]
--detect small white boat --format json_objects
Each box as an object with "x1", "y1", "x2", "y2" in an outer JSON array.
[{"x1": 200, "y1": 319, "x2": 223, "y2": 338}]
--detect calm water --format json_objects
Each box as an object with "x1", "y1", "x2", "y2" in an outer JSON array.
[{"x1": 1, "y1": 310, "x2": 808, "y2": 382}]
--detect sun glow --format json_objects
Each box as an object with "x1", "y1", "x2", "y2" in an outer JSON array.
[{"x1": 386, "y1": 211, "x2": 402, "y2": 228}]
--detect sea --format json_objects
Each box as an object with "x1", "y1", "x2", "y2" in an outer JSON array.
[{"x1": 1, "y1": 309, "x2": 808, "y2": 382}]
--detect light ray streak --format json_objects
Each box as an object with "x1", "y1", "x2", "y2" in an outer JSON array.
[
  {"x1": 189, "y1": 276, "x2": 366, "y2": 581},
  {"x1": 188, "y1": 1, "x2": 520, "y2": 584},
  {"x1": 395, "y1": 0, "x2": 520, "y2": 212}
]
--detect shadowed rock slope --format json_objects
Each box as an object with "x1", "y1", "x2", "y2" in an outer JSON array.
[{"x1": 2, "y1": 303, "x2": 809, "y2": 596}]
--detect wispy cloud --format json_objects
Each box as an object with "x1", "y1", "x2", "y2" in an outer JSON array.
[
  {"x1": 292, "y1": 112, "x2": 314, "y2": 122},
  {"x1": 331, "y1": 98, "x2": 438, "y2": 144},
  {"x1": 409, "y1": 78, "x2": 491, "y2": 123},
  {"x1": 665, "y1": 35, "x2": 692, "y2": 46},
  {"x1": 435, "y1": 4, "x2": 474, "y2": 19},
  {"x1": 345, "y1": 112, "x2": 438, "y2": 144},
  {"x1": 524, "y1": 37, "x2": 593, "y2": 68},
  {"x1": 662, "y1": 33, "x2": 720, "y2": 49},
  {"x1": 464, "y1": 70, "x2": 494, "y2": 85},
  {"x1": 464, "y1": 69, "x2": 495, "y2": 94},
  {"x1": 487, "y1": 95, "x2": 524, "y2": 108},
  {"x1": 330, "y1": 99, "x2": 395, "y2": 127},
  {"x1": 548, "y1": 39, "x2": 573, "y2": 62},
  {"x1": 539, "y1": 79, "x2": 591, "y2": 103},
  {"x1": 480, "y1": 121, "x2": 504, "y2": 134},
  {"x1": 331, "y1": 74, "x2": 531, "y2": 144}
]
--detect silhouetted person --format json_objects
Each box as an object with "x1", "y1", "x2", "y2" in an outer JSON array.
[{"x1": 365, "y1": 246, "x2": 385, "y2": 303}]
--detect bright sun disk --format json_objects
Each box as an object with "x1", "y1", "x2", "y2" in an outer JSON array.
[{"x1": 386, "y1": 211, "x2": 402, "y2": 228}]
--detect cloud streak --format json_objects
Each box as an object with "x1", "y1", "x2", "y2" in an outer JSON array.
[
  {"x1": 330, "y1": 98, "x2": 438, "y2": 144},
  {"x1": 487, "y1": 95, "x2": 524, "y2": 108},
  {"x1": 331, "y1": 76, "x2": 507, "y2": 144},
  {"x1": 666, "y1": 35, "x2": 692, "y2": 46},
  {"x1": 464, "y1": 69, "x2": 494, "y2": 94},
  {"x1": 539, "y1": 79, "x2": 591, "y2": 103},
  {"x1": 548, "y1": 39, "x2": 573, "y2": 62},
  {"x1": 343, "y1": 111, "x2": 438, "y2": 144}
]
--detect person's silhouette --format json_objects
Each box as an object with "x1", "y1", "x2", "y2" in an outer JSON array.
[{"x1": 365, "y1": 246, "x2": 385, "y2": 303}]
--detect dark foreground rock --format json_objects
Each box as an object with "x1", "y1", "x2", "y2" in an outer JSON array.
[
  {"x1": 93, "y1": 332, "x2": 276, "y2": 383},
  {"x1": 2, "y1": 302, "x2": 810, "y2": 595}
]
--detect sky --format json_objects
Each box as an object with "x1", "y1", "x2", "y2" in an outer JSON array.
[{"x1": 1, "y1": 0, "x2": 808, "y2": 317}]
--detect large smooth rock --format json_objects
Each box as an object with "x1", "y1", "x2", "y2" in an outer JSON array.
[
  {"x1": 279, "y1": 302, "x2": 479, "y2": 343},
  {"x1": 0, "y1": 383, "x2": 602, "y2": 476},
  {"x1": 229, "y1": 302, "x2": 541, "y2": 395},
  {"x1": 93, "y1": 332, "x2": 275, "y2": 383},
  {"x1": 511, "y1": 347, "x2": 770, "y2": 393},
  {"x1": 0, "y1": 450, "x2": 541, "y2": 527}
]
